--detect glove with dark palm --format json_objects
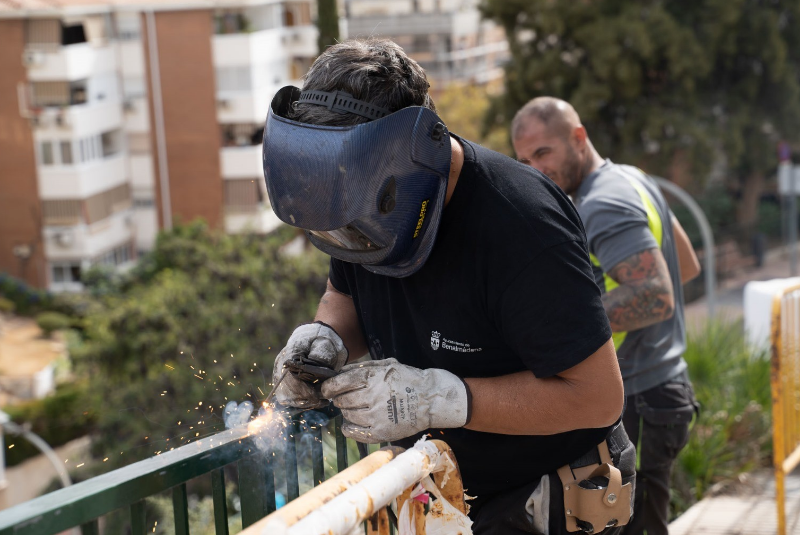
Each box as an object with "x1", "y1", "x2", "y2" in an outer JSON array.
[
  {"x1": 321, "y1": 358, "x2": 471, "y2": 443},
  {"x1": 272, "y1": 322, "x2": 349, "y2": 409}
]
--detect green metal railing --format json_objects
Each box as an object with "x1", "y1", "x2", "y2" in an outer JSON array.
[{"x1": 0, "y1": 406, "x2": 352, "y2": 535}]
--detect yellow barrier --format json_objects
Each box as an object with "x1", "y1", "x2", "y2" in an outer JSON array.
[{"x1": 771, "y1": 284, "x2": 800, "y2": 535}]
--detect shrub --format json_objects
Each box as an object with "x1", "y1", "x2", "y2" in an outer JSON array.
[
  {"x1": 0, "y1": 273, "x2": 52, "y2": 316},
  {"x1": 670, "y1": 319, "x2": 772, "y2": 518},
  {"x1": 0, "y1": 297, "x2": 14, "y2": 314},
  {"x1": 3, "y1": 382, "x2": 95, "y2": 467},
  {"x1": 36, "y1": 311, "x2": 72, "y2": 338}
]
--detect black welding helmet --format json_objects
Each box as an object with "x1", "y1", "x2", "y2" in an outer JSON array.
[{"x1": 263, "y1": 86, "x2": 451, "y2": 278}]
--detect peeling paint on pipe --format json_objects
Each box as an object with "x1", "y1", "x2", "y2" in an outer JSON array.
[{"x1": 260, "y1": 441, "x2": 442, "y2": 535}]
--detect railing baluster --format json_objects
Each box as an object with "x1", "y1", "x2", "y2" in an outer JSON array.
[
  {"x1": 285, "y1": 415, "x2": 300, "y2": 501},
  {"x1": 172, "y1": 483, "x2": 190, "y2": 535},
  {"x1": 264, "y1": 446, "x2": 277, "y2": 514},
  {"x1": 335, "y1": 413, "x2": 348, "y2": 471},
  {"x1": 80, "y1": 520, "x2": 99, "y2": 535},
  {"x1": 238, "y1": 455, "x2": 269, "y2": 528},
  {"x1": 211, "y1": 469, "x2": 229, "y2": 535},
  {"x1": 311, "y1": 422, "x2": 324, "y2": 486},
  {"x1": 130, "y1": 500, "x2": 147, "y2": 535}
]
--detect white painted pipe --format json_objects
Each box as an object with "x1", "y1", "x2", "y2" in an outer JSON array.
[{"x1": 260, "y1": 441, "x2": 442, "y2": 535}]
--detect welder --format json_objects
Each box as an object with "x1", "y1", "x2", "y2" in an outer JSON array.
[{"x1": 263, "y1": 38, "x2": 635, "y2": 535}]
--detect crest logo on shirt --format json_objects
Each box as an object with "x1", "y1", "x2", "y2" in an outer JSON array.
[{"x1": 430, "y1": 331, "x2": 440, "y2": 351}]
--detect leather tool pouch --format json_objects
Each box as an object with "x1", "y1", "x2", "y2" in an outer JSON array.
[{"x1": 557, "y1": 441, "x2": 632, "y2": 533}]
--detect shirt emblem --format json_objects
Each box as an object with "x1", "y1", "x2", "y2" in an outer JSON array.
[{"x1": 431, "y1": 331, "x2": 440, "y2": 351}]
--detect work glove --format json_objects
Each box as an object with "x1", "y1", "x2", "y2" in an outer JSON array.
[
  {"x1": 321, "y1": 358, "x2": 471, "y2": 443},
  {"x1": 272, "y1": 322, "x2": 349, "y2": 409}
]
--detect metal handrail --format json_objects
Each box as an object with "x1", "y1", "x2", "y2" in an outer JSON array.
[
  {"x1": 770, "y1": 284, "x2": 800, "y2": 535},
  {"x1": 0, "y1": 406, "x2": 347, "y2": 535}
]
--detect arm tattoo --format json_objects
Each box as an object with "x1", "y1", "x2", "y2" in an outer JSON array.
[{"x1": 602, "y1": 248, "x2": 675, "y2": 332}]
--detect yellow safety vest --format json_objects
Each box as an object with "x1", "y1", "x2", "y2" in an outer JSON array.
[{"x1": 589, "y1": 174, "x2": 664, "y2": 350}]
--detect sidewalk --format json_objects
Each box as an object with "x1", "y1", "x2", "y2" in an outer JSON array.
[
  {"x1": 685, "y1": 248, "x2": 795, "y2": 329},
  {"x1": 670, "y1": 469, "x2": 800, "y2": 534}
]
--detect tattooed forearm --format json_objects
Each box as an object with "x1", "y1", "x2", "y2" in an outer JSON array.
[{"x1": 602, "y1": 248, "x2": 675, "y2": 332}]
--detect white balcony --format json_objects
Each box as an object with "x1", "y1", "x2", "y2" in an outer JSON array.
[
  {"x1": 130, "y1": 154, "x2": 155, "y2": 189},
  {"x1": 32, "y1": 100, "x2": 123, "y2": 138},
  {"x1": 212, "y1": 28, "x2": 287, "y2": 67},
  {"x1": 123, "y1": 97, "x2": 149, "y2": 132},
  {"x1": 25, "y1": 44, "x2": 118, "y2": 82},
  {"x1": 224, "y1": 205, "x2": 283, "y2": 234},
  {"x1": 118, "y1": 41, "x2": 145, "y2": 77},
  {"x1": 217, "y1": 92, "x2": 273, "y2": 124},
  {"x1": 281, "y1": 26, "x2": 317, "y2": 58},
  {"x1": 43, "y1": 210, "x2": 135, "y2": 261},
  {"x1": 38, "y1": 154, "x2": 128, "y2": 200},
  {"x1": 220, "y1": 145, "x2": 262, "y2": 179},
  {"x1": 133, "y1": 206, "x2": 158, "y2": 252}
]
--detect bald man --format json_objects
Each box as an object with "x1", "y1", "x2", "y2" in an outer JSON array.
[{"x1": 512, "y1": 97, "x2": 701, "y2": 535}]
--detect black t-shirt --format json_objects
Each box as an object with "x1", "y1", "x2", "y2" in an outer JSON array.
[{"x1": 329, "y1": 137, "x2": 614, "y2": 506}]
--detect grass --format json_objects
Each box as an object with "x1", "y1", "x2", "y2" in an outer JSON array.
[{"x1": 670, "y1": 319, "x2": 772, "y2": 518}]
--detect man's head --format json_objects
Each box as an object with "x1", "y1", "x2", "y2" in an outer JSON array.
[
  {"x1": 291, "y1": 38, "x2": 434, "y2": 126},
  {"x1": 511, "y1": 97, "x2": 598, "y2": 196},
  {"x1": 262, "y1": 38, "x2": 452, "y2": 278}
]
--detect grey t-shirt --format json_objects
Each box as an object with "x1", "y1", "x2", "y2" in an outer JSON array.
[{"x1": 575, "y1": 160, "x2": 687, "y2": 395}]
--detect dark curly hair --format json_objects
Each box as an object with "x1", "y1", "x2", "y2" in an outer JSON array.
[{"x1": 289, "y1": 38, "x2": 435, "y2": 126}]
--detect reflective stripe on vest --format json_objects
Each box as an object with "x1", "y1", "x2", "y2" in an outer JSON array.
[{"x1": 590, "y1": 173, "x2": 663, "y2": 350}]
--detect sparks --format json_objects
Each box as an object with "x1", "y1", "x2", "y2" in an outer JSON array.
[{"x1": 165, "y1": 364, "x2": 174, "y2": 370}]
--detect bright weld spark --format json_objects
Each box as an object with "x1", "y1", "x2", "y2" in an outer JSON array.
[
  {"x1": 7, "y1": 445, "x2": 13, "y2": 449},
  {"x1": 194, "y1": 375, "x2": 203, "y2": 380},
  {"x1": 77, "y1": 463, "x2": 84, "y2": 468},
  {"x1": 103, "y1": 458, "x2": 108, "y2": 462},
  {"x1": 165, "y1": 364, "x2": 174, "y2": 370}
]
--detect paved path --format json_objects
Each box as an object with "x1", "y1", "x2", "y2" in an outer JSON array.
[
  {"x1": 670, "y1": 469, "x2": 800, "y2": 534},
  {"x1": 685, "y1": 249, "x2": 794, "y2": 329},
  {"x1": 2, "y1": 436, "x2": 90, "y2": 510}
]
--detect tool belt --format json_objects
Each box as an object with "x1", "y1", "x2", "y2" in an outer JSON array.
[{"x1": 556, "y1": 424, "x2": 633, "y2": 533}]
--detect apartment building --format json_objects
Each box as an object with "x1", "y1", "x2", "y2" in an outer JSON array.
[
  {"x1": 0, "y1": 0, "x2": 318, "y2": 291},
  {"x1": 344, "y1": 0, "x2": 508, "y2": 92}
]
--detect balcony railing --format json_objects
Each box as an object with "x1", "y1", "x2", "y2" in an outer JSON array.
[{"x1": 0, "y1": 406, "x2": 353, "y2": 535}]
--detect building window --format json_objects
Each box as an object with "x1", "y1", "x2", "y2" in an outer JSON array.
[
  {"x1": 43, "y1": 199, "x2": 83, "y2": 225},
  {"x1": 220, "y1": 123, "x2": 263, "y2": 147},
  {"x1": 25, "y1": 19, "x2": 61, "y2": 49},
  {"x1": 101, "y1": 130, "x2": 122, "y2": 157},
  {"x1": 85, "y1": 183, "x2": 132, "y2": 224},
  {"x1": 60, "y1": 141, "x2": 73, "y2": 164},
  {"x1": 41, "y1": 141, "x2": 54, "y2": 165},
  {"x1": 94, "y1": 242, "x2": 134, "y2": 267},
  {"x1": 133, "y1": 198, "x2": 155, "y2": 209},
  {"x1": 225, "y1": 179, "x2": 263, "y2": 213},
  {"x1": 51, "y1": 263, "x2": 82, "y2": 283}
]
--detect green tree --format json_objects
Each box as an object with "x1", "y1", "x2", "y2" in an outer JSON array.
[
  {"x1": 481, "y1": 0, "x2": 800, "y2": 225},
  {"x1": 68, "y1": 221, "x2": 329, "y2": 466},
  {"x1": 435, "y1": 84, "x2": 509, "y2": 153},
  {"x1": 317, "y1": 0, "x2": 339, "y2": 54}
]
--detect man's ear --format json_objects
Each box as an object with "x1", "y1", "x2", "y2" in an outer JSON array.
[{"x1": 572, "y1": 125, "x2": 588, "y2": 150}]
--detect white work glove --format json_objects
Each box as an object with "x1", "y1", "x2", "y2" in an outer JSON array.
[
  {"x1": 272, "y1": 322, "x2": 349, "y2": 409},
  {"x1": 321, "y1": 358, "x2": 471, "y2": 443}
]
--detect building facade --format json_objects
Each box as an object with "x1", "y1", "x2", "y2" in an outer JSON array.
[
  {"x1": 343, "y1": 0, "x2": 508, "y2": 93},
  {"x1": 0, "y1": 0, "x2": 317, "y2": 291}
]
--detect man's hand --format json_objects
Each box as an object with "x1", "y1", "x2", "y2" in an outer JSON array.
[
  {"x1": 321, "y1": 359, "x2": 471, "y2": 443},
  {"x1": 272, "y1": 322, "x2": 349, "y2": 409}
]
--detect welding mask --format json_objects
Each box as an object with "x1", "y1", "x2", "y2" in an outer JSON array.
[{"x1": 262, "y1": 86, "x2": 451, "y2": 278}]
